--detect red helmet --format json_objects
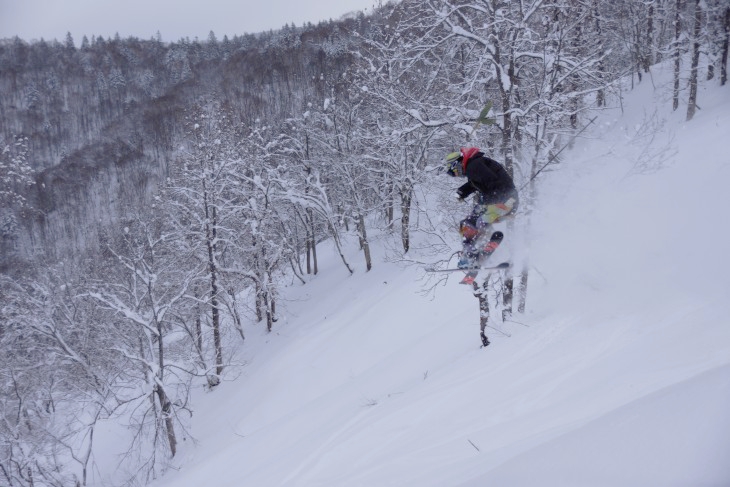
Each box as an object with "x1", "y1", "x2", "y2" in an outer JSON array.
[{"x1": 445, "y1": 147, "x2": 480, "y2": 177}]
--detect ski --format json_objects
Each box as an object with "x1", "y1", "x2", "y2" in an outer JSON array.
[
  {"x1": 425, "y1": 231, "x2": 506, "y2": 285},
  {"x1": 425, "y1": 261, "x2": 511, "y2": 273},
  {"x1": 459, "y1": 231, "x2": 504, "y2": 285}
]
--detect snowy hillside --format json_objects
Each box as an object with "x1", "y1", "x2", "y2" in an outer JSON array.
[{"x1": 133, "y1": 66, "x2": 730, "y2": 487}]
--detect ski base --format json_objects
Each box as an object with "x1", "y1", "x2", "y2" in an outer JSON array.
[{"x1": 425, "y1": 261, "x2": 511, "y2": 274}]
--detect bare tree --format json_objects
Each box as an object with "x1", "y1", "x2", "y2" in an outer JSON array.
[
  {"x1": 87, "y1": 214, "x2": 201, "y2": 480},
  {"x1": 0, "y1": 263, "x2": 121, "y2": 487},
  {"x1": 165, "y1": 101, "x2": 250, "y2": 375},
  {"x1": 355, "y1": 3, "x2": 459, "y2": 254},
  {"x1": 276, "y1": 122, "x2": 322, "y2": 275}
]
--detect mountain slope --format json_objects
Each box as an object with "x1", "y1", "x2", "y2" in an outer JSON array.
[{"x1": 136, "y1": 65, "x2": 730, "y2": 487}]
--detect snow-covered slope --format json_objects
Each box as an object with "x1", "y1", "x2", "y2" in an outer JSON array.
[{"x1": 146, "y1": 65, "x2": 730, "y2": 487}]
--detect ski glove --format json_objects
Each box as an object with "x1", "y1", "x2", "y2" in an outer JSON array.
[{"x1": 455, "y1": 182, "x2": 475, "y2": 201}]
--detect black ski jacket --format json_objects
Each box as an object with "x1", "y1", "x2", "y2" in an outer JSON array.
[{"x1": 456, "y1": 151, "x2": 517, "y2": 204}]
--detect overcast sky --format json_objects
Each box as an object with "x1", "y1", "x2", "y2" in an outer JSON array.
[{"x1": 0, "y1": 0, "x2": 381, "y2": 44}]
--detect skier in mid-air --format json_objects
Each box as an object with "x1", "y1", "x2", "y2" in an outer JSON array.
[{"x1": 444, "y1": 147, "x2": 519, "y2": 271}]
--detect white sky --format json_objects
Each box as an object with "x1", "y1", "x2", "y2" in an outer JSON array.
[{"x1": 0, "y1": 0, "x2": 381, "y2": 44}]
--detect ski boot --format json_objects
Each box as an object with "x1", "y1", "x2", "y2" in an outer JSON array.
[{"x1": 457, "y1": 216, "x2": 489, "y2": 269}]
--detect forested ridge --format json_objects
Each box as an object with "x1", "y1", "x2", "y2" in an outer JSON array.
[
  {"x1": 1, "y1": 0, "x2": 728, "y2": 485},
  {"x1": 0, "y1": 17, "x2": 364, "y2": 267}
]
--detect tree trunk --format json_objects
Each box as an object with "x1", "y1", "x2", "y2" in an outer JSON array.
[
  {"x1": 498, "y1": 56, "x2": 516, "y2": 317},
  {"x1": 517, "y1": 269, "x2": 529, "y2": 313},
  {"x1": 501, "y1": 272, "x2": 514, "y2": 321},
  {"x1": 266, "y1": 270, "x2": 277, "y2": 330},
  {"x1": 195, "y1": 302, "x2": 203, "y2": 359},
  {"x1": 302, "y1": 206, "x2": 317, "y2": 275},
  {"x1": 154, "y1": 314, "x2": 177, "y2": 458},
  {"x1": 686, "y1": 0, "x2": 701, "y2": 121},
  {"x1": 202, "y1": 177, "x2": 223, "y2": 377},
  {"x1": 206, "y1": 237, "x2": 223, "y2": 376},
  {"x1": 386, "y1": 181, "x2": 395, "y2": 228},
  {"x1": 400, "y1": 189, "x2": 412, "y2": 253},
  {"x1": 500, "y1": 84, "x2": 514, "y2": 172},
  {"x1": 357, "y1": 213, "x2": 372, "y2": 271},
  {"x1": 227, "y1": 288, "x2": 245, "y2": 342},
  {"x1": 254, "y1": 279, "x2": 263, "y2": 322},
  {"x1": 569, "y1": 2, "x2": 584, "y2": 133},
  {"x1": 647, "y1": 2, "x2": 655, "y2": 68},
  {"x1": 305, "y1": 231, "x2": 312, "y2": 274},
  {"x1": 326, "y1": 221, "x2": 354, "y2": 274},
  {"x1": 473, "y1": 281, "x2": 490, "y2": 347},
  {"x1": 303, "y1": 142, "x2": 318, "y2": 274},
  {"x1": 309, "y1": 208, "x2": 318, "y2": 275},
  {"x1": 164, "y1": 413, "x2": 177, "y2": 457},
  {"x1": 515, "y1": 118, "x2": 546, "y2": 316},
  {"x1": 155, "y1": 385, "x2": 177, "y2": 457},
  {"x1": 593, "y1": 0, "x2": 606, "y2": 107},
  {"x1": 261, "y1": 286, "x2": 273, "y2": 332},
  {"x1": 635, "y1": 22, "x2": 644, "y2": 84},
  {"x1": 722, "y1": 7, "x2": 729, "y2": 85},
  {"x1": 673, "y1": 0, "x2": 683, "y2": 111}
]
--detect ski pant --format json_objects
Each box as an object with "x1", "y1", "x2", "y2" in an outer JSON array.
[{"x1": 459, "y1": 192, "x2": 519, "y2": 241}]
